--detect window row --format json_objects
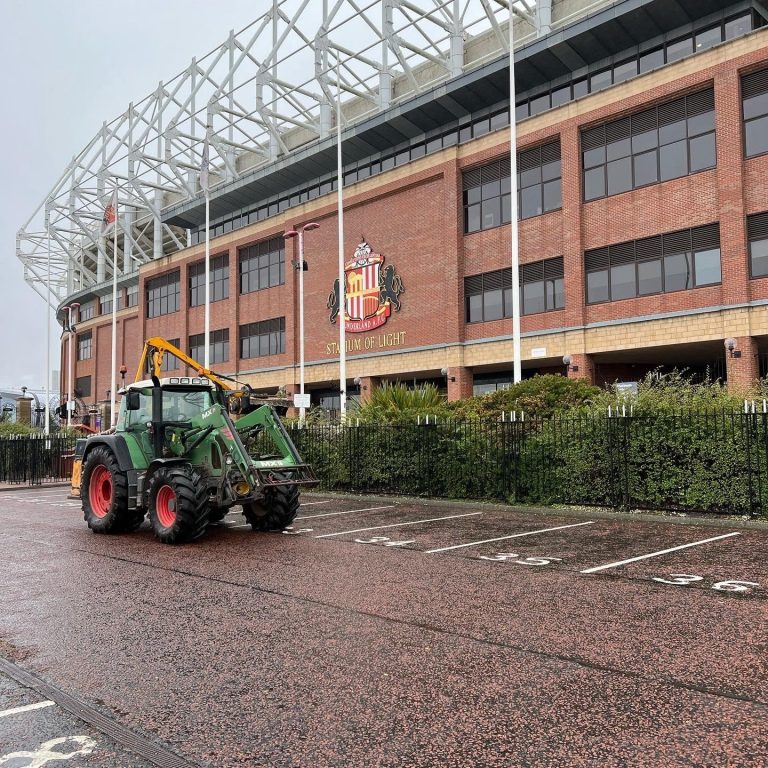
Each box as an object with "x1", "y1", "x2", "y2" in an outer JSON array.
[
  {"x1": 77, "y1": 331, "x2": 92, "y2": 361},
  {"x1": 582, "y1": 89, "x2": 716, "y2": 201},
  {"x1": 146, "y1": 271, "x2": 181, "y2": 319},
  {"x1": 465, "y1": 257, "x2": 564, "y2": 323},
  {"x1": 189, "y1": 255, "x2": 229, "y2": 306},
  {"x1": 516, "y1": 11, "x2": 759, "y2": 120},
  {"x1": 464, "y1": 142, "x2": 561, "y2": 233},
  {"x1": 78, "y1": 285, "x2": 139, "y2": 322},
  {"x1": 743, "y1": 68, "x2": 768, "y2": 159},
  {"x1": 240, "y1": 318, "x2": 286, "y2": 360},
  {"x1": 749, "y1": 212, "x2": 768, "y2": 278},
  {"x1": 585, "y1": 224, "x2": 721, "y2": 304},
  {"x1": 189, "y1": 329, "x2": 230, "y2": 365}
]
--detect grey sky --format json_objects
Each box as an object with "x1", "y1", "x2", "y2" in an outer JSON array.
[{"x1": 0, "y1": 0, "x2": 261, "y2": 394}]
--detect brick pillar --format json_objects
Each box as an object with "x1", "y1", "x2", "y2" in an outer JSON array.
[
  {"x1": 560, "y1": 124, "x2": 586, "y2": 328},
  {"x1": 725, "y1": 336, "x2": 759, "y2": 393},
  {"x1": 566, "y1": 353, "x2": 596, "y2": 384},
  {"x1": 447, "y1": 367, "x2": 473, "y2": 401},
  {"x1": 16, "y1": 396, "x2": 32, "y2": 425},
  {"x1": 283, "y1": 382, "x2": 299, "y2": 419},
  {"x1": 358, "y1": 376, "x2": 380, "y2": 403}
]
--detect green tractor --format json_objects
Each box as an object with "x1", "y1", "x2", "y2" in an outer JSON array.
[{"x1": 79, "y1": 374, "x2": 317, "y2": 544}]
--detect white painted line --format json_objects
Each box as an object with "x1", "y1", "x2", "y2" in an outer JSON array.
[
  {"x1": 0, "y1": 700, "x2": 55, "y2": 718},
  {"x1": 296, "y1": 505, "x2": 395, "y2": 520},
  {"x1": 314, "y1": 512, "x2": 482, "y2": 539},
  {"x1": 425, "y1": 521, "x2": 595, "y2": 554},
  {"x1": 299, "y1": 500, "x2": 332, "y2": 507},
  {"x1": 580, "y1": 532, "x2": 741, "y2": 574}
]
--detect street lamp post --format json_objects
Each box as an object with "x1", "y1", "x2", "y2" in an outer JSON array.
[
  {"x1": 284, "y1": 222, "x2": 320, "y2": 426},
  {"x1": 64, "y1": 302, "x2": 80, "y2": 429}
]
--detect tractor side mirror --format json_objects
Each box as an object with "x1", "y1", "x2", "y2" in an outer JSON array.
[{"x1": 126, "y1": 391, "x2": 141, "y2": 411}]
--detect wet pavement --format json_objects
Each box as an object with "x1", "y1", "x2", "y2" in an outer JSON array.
[{"x1": 0, "y1": 487, "x2": 766, "y2": 767}]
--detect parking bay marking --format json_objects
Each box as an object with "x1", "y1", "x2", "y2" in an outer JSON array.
[
  {"x1": 424, "y1": 521, "x2": 595, "y2": 554},
  {"x1": 580, "y1": 531, "x2": 741, "y2": 574},
  {"x1": 314, "y1": 512, "x2": 483, "y2": 539},
  {"x1": 0, "y1": 700, "x2": 55, "y2": 718},
  {"x1": 296, "y1": 504, "x2": 395, "y2": 521}
]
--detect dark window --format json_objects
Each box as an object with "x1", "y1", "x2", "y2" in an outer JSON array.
[
  {"x1": 75, "y1": 375, "x2": 91, "y2": 399},
  {"x1": 189, "y1": 254, "x2": 229, "y2": 306},
  {"x1": 239, "y1": 238, "x2": 284, "y2": 294},
  {"x1": 161, "y1": 339, "x2": 181, "y2": 371},
  {"x1": 463, "y1": 141, "x2": 561, "y2": 233},
  {"x1": 100, "y1": 294, "x2": 121, "y2": 314},
  {"x1": 464, "y1": 257, "x2": 564, "y2": 322},
  {"x1": 748, "y1": 212, "x2": 768, "y2": 278},
  {"x1": 189, "y1": 329, "x2": 229, "y2": 365},
  {"x1": 695, "y1": 26, "x2": 721, "y2": 52},
  {"x1": 743, "y1": 69, "x2": 768, "y2": 159},
  {"x1": 146, "y1": 271, "x2": 180, "y2": 318},
  {"x1": 725, "y1": 13, "x2": 752, "y2": 40},
  {"x1": 666, "y1": 36, "x2": 693, "y2": 63},
  {"x1": 125, "y1": 284, "x2": 138, "y2": 308},
  {"x1": 583, "y1": 89, "x2": 715, "y2": 201},
  {"x1": 78, "y1": 302, "x2": 95, "y2": 322},
  {"x1": 77, "y1": 331, "x2": 92, "y2": 361},
  {"x1": 585, "y1": 223, "x2": 721, "y2": 303},
  {"x1": 639, "y1": 47, "x2": 664, "y2": 73},
  {"x1": 240, "y1": 317, "x2": 285, "y2": 359}
]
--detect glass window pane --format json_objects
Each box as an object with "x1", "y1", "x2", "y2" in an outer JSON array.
[
  {"x1": 607, "y1": 138, "x2": 631, "y2": 161},
  {"x1": 584, "y1": 167, "x2": 605, "y2": 201},
  {"x1": 482, "y1": 179, "x2": 501, "y2": 199},
  {"x1": 543, "y1": 179, "x2": 561, "y2": 212},
  {"x1": 542, "y1": 159, "x2": 561, "y2": 182},
  {"x1": 659, "y1": 119, "x2": 686, "y2": 146},
  {"x1": 689, "y1": 132, "x2": 716, "y2": 172},
  {"x1": 725, "y1": 14, "x2": 752, "y2": 40},
  {"x1": 501, "y1": 194, "x2": 512, "y2": 224},
  {"x1": 590, "y1": 69, "x2": 612, "y2": 92},
  {"x1": 523, "y1": 281, "x2": 545, "y2": 314},
  {"x1": 638, "y1": 259, "x2": 662, "y2": 295},
  {"x1": 481, "y1": 197, "x2": 502, "y2": 229},
  {"x1": 639, "y1": 48, "x2": 664, "y2": 73},
  {"x1": 465, "y1": 186, "x2": 481, "y2": 205},
  {"x1": 632, "y1": 129, "x2": 658, "y2": 154},
  {"x1": 660, "y1": 140, "x2": 689, "y2": 181},
  {"x1": 503, "y1": 287, "x2": 513, "y2": 317},
  {"x1": 465, "y1": 204, "x2": 481, "y2": 233},
  {"x1": 530, "y1": 93, "x2": 550, "y2": 115},
  {"x1": 583, "y1": 145, "x2": 606, "y2": 169},
  {"x1": 552, "y1": 85, "x2": 571, "y2": 107},
  {"x1": 610, "y1": 262, "x2": 637, "y2": 301},
  {"x1": 515, "y1": 103, "x2": 529, "y2": 122},
  {"x1": 633, "y1": 150, "x2": 659, "y2": 187},
  {"x1": 520, "y1": 166, "x2": 541, "y2": 187},
  {"x1": 613, "y1": 59, "x2": 638, "y2": 84},
  {"x1": 500, "y1": 175, "x2": 512, "y2": 194},
  {"x1": 695, "y1": 26, "x2": 722, "y2": 52},
  {"x1": 688, "y1": 110, "x2": 714, "y2": 137},
  {"x1": 587, "y1": 270, "x2": 609, "y2": 303},
  {"x1": 666, "y1": 37, "x2": 693, "y2": 63},
  {"x1": 573, "y1": 79, "x2": 588, "y2": 99},
  {"x1": 694, "y1": 248, "x2": 721, "y2": 286},
  {"x1": 521, "y1": 186, "x2": 542, "y2": 219},
  {"x1": 484, "y1": 289, "x2": 503, "y2": 321},
  {"x1": 473, "y1": 118, "x2": 490, "y2": 137},
  {"x1": 467, "y1": 294, "x2": 482, "y2": 322},
  {"x1": 750, "y1": 238, "x2": 768, "y2": 277},
  {"x1": 745, "y1": 116, "x2": 768, "y2": 157},
  {"x1": 664, "y1": 252, "x2": 691, "y2": 291},
  {"x1": 607, "y1": 157, "x2": 632, "y2": 195},
  {"x1": 490, "y1": 110, "x2": 509, "y2": 130},
  {"x1": 553, "y1": 277, "x2": 565, "y2": 309}
]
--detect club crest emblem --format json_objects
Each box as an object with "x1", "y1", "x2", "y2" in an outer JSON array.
[{"x1": 327, "y1": 238, "x2": 404, "y2": 333}]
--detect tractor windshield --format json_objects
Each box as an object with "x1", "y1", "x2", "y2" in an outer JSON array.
[{"x1": 161, "y1": 388, "x2": 213, "y2": 422}]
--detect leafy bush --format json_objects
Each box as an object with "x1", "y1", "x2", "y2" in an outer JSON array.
[
  {"x1": 355, "y1": 382, "x2": 449, "y2": 424},
  {"x1": 0, "y1": 422, "x2": 37, "y2": 437}
]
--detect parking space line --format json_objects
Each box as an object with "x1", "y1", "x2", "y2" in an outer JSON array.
[
  {"x1": 296, "y1": 505, "x2": 395, "y2": 520},
  {"x1": 314, "y1": 512, "x2": 483, "y2": 539},
  {"x1": 0, "y1": 700, "x2": 55, "y2": 718},
  {"x1": 425, "y1": 521, "x2": 595, "y2": 554},
  {"x1": 299, "y1": 501, "x2": 332, "y2": 507},
  {"x1": 580, "y1": 532, "x2": 741, "y2": 574}
]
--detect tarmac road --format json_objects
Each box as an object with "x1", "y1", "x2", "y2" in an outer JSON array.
[{"x1": 0, "y1": 486, "x2": 766, "y2": 767}]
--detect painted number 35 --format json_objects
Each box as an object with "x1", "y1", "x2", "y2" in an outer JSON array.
[{"x1": 478, "y1": 553, "x2": 562, "y2": 566}]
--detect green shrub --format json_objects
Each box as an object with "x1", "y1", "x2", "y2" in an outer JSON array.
[
  {"x1": 355, "y1": 382, "x2": 449, "y2": 424},
  {"x1": 0, "y1": 422, "x2": 37, "y2": 437}
]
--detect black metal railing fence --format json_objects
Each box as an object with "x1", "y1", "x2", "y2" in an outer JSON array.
[{"x1": 0, "y1": 434, "x2": 77, "y2": 486}]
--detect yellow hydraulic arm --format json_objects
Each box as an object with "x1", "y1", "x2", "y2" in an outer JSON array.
[{"x1": 136, "y1": 337, "x2": 234, "y2": 390}]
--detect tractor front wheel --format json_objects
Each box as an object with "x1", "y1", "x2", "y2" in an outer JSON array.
[
  {"x1": 148, "y1": 465, "x2": 208, "y2": 544},
  {"x1": 81, "y1": 446, "x2": 142, "y2": 533},
  {"x1": 242, "y1": 477, "x2": 299, "y2": 531}
]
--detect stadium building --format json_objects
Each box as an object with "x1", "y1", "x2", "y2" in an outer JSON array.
[{"x1": 18, "y1": 0, "x2": 768, "y2": 419}]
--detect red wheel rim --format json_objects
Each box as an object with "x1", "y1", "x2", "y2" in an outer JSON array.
[
  {"x1": 156, "y1": 485, "x2": 177, "y2": 528},
  {"x1": 89, "y1": 465, "x2": 112, "y2": 519}
]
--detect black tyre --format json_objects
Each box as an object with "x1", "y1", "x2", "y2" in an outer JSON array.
[
  {"x1": 148, "y1": 464, "x2": 208, "y2": 545},
  {"x1": 81, "y1": 446, "x2": 143, "y2": 534},
  {"x1": 243, "y1": 477, "x2": 299, "y2": 531}
]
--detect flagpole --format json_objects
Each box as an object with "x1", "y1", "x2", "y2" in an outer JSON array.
[
  {"x1": 203, "y1": 130, "x2": 211, "y2": 370},
  {"x1": 336, "y1": 53, "x2": 347, "y2": 421},
  {"x1": 110, "y1": 185, "x2": 118, "y2": 427},
  {"x1": 509, "y1": 10, "x2": 522, "y2": 384},
  {"x1": 45, "y1": 203, "x2": 51, "y2": 436}
]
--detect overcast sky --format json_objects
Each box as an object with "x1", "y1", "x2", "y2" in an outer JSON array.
[{"x1": 0, "y1": 0, "x2": 262, "y2": 394}]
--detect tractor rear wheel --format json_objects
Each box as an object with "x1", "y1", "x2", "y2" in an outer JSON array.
[
  {"x1": 242, "y1": 476, "x2": 299, "y2": 531},
  {"x1": 81, "y1": 446, "x2": 142, "y2": 533},
  {"x1": 148, "y1": 465, "x2": 208, "y2": 544}
]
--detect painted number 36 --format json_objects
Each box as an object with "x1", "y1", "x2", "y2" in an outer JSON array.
[{"x1": 652, "y1": 574, "x2": 760, "y2": 593}]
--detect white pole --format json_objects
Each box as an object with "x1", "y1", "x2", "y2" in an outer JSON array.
[
  {"x1": 45, "y1": 206, "x2": 51, "y2": 435},
  {"x1": 509, "y1": 11, "x2": 522, "y2": 384},
  {"x1": 336, "y1": 54, "x2": 347, "y2": 420},
  {"x1": 204, "y1": 190, "x2": 211, "y2": 370},
  {"x1": 67, "y1": 307, "x2": 73, "y2": 429},
  {"x1": 110, "y1": 186, "x2": 118, "y2": 427},
  {"x1": 298, "y1": 228, "x2": 306, "y2": 426}
]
